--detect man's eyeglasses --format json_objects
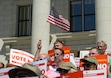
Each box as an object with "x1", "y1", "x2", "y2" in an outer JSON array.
[{"x1": 97, "y1": 46, "x2": 105, "y2": 49}]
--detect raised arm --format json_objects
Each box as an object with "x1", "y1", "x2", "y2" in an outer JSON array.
[{"x1": 34, "y1": 40, "x2": 42, "y2": 61}]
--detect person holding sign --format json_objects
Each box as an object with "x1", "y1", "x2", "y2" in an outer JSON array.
[
  {"x1": 89, "y1": 46, "x2": 111, "y2": 68},
  {"x1": 89, "y1": 45, "x2": 111, "y2": 69},
  {"x1": 49, "y1": 48, "x2": 65, "y2": 71},
  {"x1": 34, "y1": 40, "x2": 50, "y2": 61},
  {"x1": 34, "y1": 39, "x2": 65, "y2": 61},
  {"x1": 34, "y1": 40, "x2": 51, "y2": 72},
  {"x1": 97, "y1": 40, "x2": 111, "y2": 70},
  {"x1": 97, "y1": 40, "x2": 111, "y2": 78}
]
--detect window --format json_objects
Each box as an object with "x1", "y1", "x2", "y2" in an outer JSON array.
[
  {"x1": 70, "y1": 0, "x2": 95, "y2": 32},
  {"x1": 17, "y1": 5, "x2": 32, "y2": 37}
]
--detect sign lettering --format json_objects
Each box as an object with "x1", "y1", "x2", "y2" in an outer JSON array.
[{"x1": 98, "y1": 64, "x2": 107, "y2": 70}]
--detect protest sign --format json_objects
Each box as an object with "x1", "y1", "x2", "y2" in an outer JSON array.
[
  {"x1": 0, "y1": 67, "x2": 14, "y2": 78},
  {"x1": 31, "y1": 59, "x2": 47, "y2": 78},
  {"x1": 70, "y1": 53, "x2": 77, "y2": 67},
  {"x1": 74, "y1": 57, "x2": 81, "y2": 67},
  {"x1": 79, "y1": 55, "x2": 108, "y2": 74},
  {"x1": 62, "y1": 46, "x2": 70, "y2": 62},
  {"x1": 80, "y1": 50, "x2": 89, "y2": 58},
  {"x1": 60, "y1": 69, "x2": 106, "y2": 78},
  {"x1": 10, "y1": 49, "x2": 34, "y2": 66},
  {"x1": 93, "y1": 55, "x2": 108, "y2": 74},
  {"x1": 83, "y1": 69, "x2": 106, "y2": 78},
  {"x1": 60, "y1": 71, "x2": 83, "y2": 78}
]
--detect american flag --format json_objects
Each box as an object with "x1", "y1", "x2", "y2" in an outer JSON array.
[{"x1": 47, "y1": 7, "x2": 70, "y2": 31}]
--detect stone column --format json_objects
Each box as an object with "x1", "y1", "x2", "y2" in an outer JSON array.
[
  {"x1": 95, "y1": 0, "x2": 111, "y2": 49},
  {"x1": 31, "y1": 0, "x2": 50, "y2": 55}
]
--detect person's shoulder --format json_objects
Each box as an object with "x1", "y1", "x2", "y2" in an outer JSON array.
[
  {"x1": 108, "y1": 55, "x2": 111, "y2": 59},
  {"x1": 107, "y1": 55, "x2": 111, "y2": 65}
]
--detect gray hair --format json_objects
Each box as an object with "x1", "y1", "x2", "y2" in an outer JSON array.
[{"x1": 97, "y1": 40, "x2": 107, "y2": 48}]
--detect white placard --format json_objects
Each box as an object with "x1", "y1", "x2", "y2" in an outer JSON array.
[
  {"x1": 31, "y1": 59, "x2": 47, "y2": 78},
  {"x1": 83, "y1": 69, "x2": 107, "y2": 78},
  {"x1": 10, "y1": 49, "x2": 34, "y2": 66},
  {"x1": 80, "y1": 50, "x2": 89, "y2": 58},
  {"x1": 0, "y1": 67, "x2": 14, "y2": 78},
  {"x1": 74, "y1": 57, "x2": 81, "y2": 67},
  {"x1": 70, "y1": 53, "x2": 77, "y2": 67}
]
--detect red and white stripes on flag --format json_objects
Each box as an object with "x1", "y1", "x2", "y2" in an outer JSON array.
[{"x1": 47, "y1": 7, "x2": 70, "y2": 31}]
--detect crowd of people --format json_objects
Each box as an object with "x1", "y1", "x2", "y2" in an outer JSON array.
[{"x1": 0, "y1": 40, "x2": 111, "y2": 78}]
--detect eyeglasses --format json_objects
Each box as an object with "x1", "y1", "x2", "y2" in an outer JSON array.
[{"x1": 97, "y1": 46, "x2": 105, "y2": 49}]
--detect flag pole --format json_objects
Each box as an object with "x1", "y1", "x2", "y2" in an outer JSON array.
[{"x1": 51, "y1": 3, "x2": 54, "y2": 7}]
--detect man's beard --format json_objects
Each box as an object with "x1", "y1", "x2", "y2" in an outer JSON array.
[{"x1": 55, "y1": 57, "x2": 61, "y2": 63}]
